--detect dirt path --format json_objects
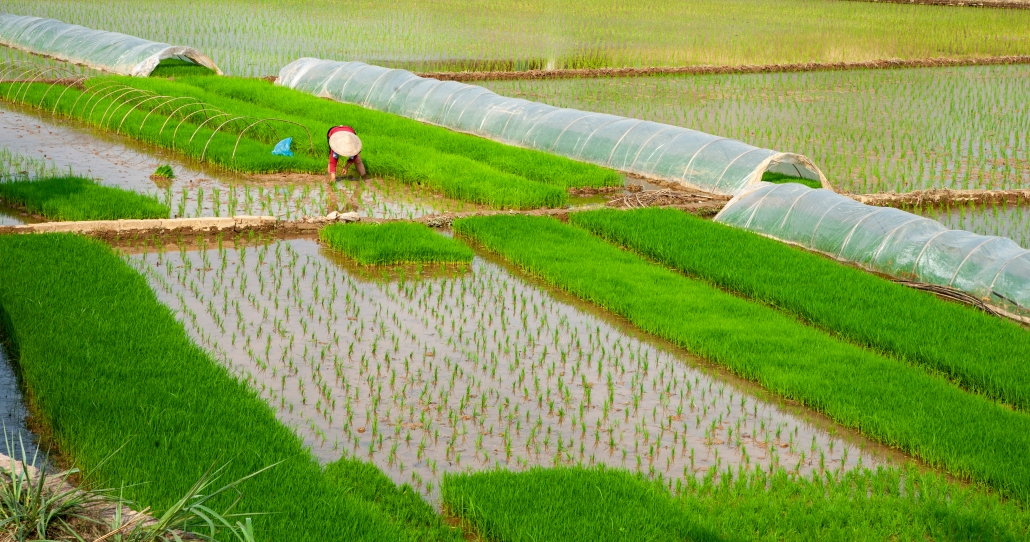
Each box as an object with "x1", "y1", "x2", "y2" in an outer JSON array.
[
  {"x1": 416, "y1": 55, "x2": 1030, "y2": 82},
  {"x1": 850, "y1": 187, "x2": 1030, "y2": 208}
]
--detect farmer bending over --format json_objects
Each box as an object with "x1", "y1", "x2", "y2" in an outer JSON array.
[{"x1": 327, "y1": 125, "x2": 366, "y2": 182}]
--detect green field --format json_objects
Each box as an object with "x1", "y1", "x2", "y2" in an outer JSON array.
[
  {"x1": 2, "y1": 3, "x2": 1030, "y2": 540},
  {"x1": 0, "y1": 233, "x2": 463, "y2": 542},
  {"x1": 319, "y1": 222, "x2": 473, "y2": 265},
  {"x1": 482, "y1": 64, "x2": 1030, "y2": 195},
  {"x1": 454, "y1": 214, "x2": 1030, "y2": 500},
  {"x1": 5, "y1": 0, "x2": 1030, "y2": 75},
  {"x1": 0, "y1": 175, "x2": 169, "y2": 220},
  {"x1": 0, "y1": 76, "x2": 619, "y2": 209}
]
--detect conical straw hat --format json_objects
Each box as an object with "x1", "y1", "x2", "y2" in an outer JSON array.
[{"x1": 329, "y1": 131, "x2": 362, "y2": 156}]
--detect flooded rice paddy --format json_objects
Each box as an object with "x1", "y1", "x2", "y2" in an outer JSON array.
[
  {"x1": 911, "y1": 202, "x2": 1030, "y2": 250},
  {"x1": 0, "y1": 103, "x2": 482, "y2": 221},
  {"x1": 127, "y1": 236, "x2": 880, "y2": 501}
]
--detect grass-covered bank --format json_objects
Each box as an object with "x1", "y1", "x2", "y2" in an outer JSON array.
[
  {"x1": 444, "y1": 466, "x2": 1030, "y2": 541},
  {"x1": 0, "y1": 176, "x2": 169, "y2": 221},
  {"x1": 453, "y1": 215, "x2": 1030, "y2": 500},
  {"x1": 320, "y1": 222, "x2": 473, "y2": 265},
  {"x1": 570, "y1": 208, "x2": 1030, "y2": 412},
  {"x1": 0, "y1": 234, "x2": 461, "y2": 542}
]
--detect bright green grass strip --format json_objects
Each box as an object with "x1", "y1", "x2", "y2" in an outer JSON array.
[
  {"x1": 444, "y1": 466, "x2": 1030, "y2": 541},
  {"x1": 0, "y1": 176, "x2": 169, "y2": 220},
  {"x1": 319, "y1": 222, "x2": 473, "y2": 265},
  {"x1": 0, "y1": 80, "x2": 567, "y2": 210},
  {"x1": 453, "y1": 215, "x2": 1030, "y2": 500},
  {"x1": 760, "y1": 171, "x2": 822, "y2": 189},
  {"x1": 0, "y1": 234, "x2": 461, "y2": 542},
  {"x1": 570, "y1": 208, "x2": 1030, "y2": 412},
  {"x1": 149, "y1": 58, "x2": 216, "y2": 78},
  {"x1": 154, "y1": 76, "x2": 622, "y2": 190}
]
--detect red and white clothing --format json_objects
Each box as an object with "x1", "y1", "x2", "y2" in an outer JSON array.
[{"x1": 327, "y1": 125, "x2": 360, "y2": 175}]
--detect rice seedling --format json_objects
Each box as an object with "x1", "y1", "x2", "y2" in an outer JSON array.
[
  {"x1": 129, "y1": 235, "x2": 870, "y2": 505},
  {"x1": 910, "y1": 200, "x2": 1030, "y2": 250},
  {"x1": 483, "y1": 64, "x2": 1030, "y2": 195},
  {"x1": 151, "y1": 164, "x2": 175, "y2": 180},
  {"x1": 570, "y1": 208, "x2": 1030, "y2": 412},
  {"x1": 444, "y1": 465, "x2": 1030, "y2": 541},
  {"x1": 0, "y1": 233, "x2": 464, "y2": 542},
  {"x1": 319, "y1": 222, "x2": 474, "y2": 265},
  {"x1": 0, "y1": 103, "x2": 478, "y2": 221},
  {"x1": 168, "y1": 76, "x2": 621, "y2": 190},
  {"x1": 0, "y1": 175, "x2": 169, "y2": 221},
  {"x1": 0, "y1": 77, "x2": 576, "y2": 209},
  {"x1": 148, "y1": 58, "x2": 217, "y2": 78},
  {"x1": 6, "y1": 0, "x2": 1030, "y2": 76},
  {"x1": 453, "y1": 214, "x2": 1030, "y2": 500}
]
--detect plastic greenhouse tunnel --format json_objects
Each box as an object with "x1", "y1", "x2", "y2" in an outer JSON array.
[
  {"x1": 716, "y1": 182, "x2": 1030, "y2": 319},
  {"x1": 0, "y1": 13, "x2": 221, "y2": 77},
  {"x1": 276, "y1": 58, "x2": 827, "y2": 196}
]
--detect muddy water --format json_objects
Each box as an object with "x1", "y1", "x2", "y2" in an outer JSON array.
[
  {"x1": 127, "y1": 237, "x2": 880, "y2": 502},
  {"x1": 0, "y1": 103, "x2": 479, "y2": 220},
  {"x1": 0, "y1": 343, "x2": 46, "y2": 467}
]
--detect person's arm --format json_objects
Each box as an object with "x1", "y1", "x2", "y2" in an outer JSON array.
[{"x1": 328, "y1": 152, "x2": 339, "y2": 182}]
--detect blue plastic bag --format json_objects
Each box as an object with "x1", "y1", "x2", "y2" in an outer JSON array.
[{"x1": 272, "y1": 137, "x2": 294, "y2": 157}]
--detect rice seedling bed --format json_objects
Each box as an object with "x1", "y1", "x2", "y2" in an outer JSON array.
[
  {"x1": 570, "y1": 208, "x2": 1030, "y2": 412},
  {"x1": 482, "y1": 64, "x2": 1030, "y2": 195},
  {"x1": 0, "y1": 104, "x2": 481, "y2": 220},
  {"x1": 0, "y1": 233, "x2": 465, "y2": 542},
  {"x1": 1, "y1": 78, "x2": 579, "y2": 210},
  {"x1": 444, "y1": 465, "x2": 1030, "y2": 542},
  {"x1": 319, "y1": 222, "x2": 474, "y2": 265},
  {"x1": 6, "y1": 0, "x2": 1030, "y2": 75},
  {"x1": 161, "y1": 76, "x2": 621, "y2": 191},
  {"x1": 148, "y1": 58, "x2": 216, "y2": 78},
  {"x1": 0, "y1": 175, "x2": 169, "y2": 221},
  {"x1": 126, "y1": 235, "x2": 871, "y2": 503},
  {"x1": 453, "y1": 214, "x2": 1030, "y2": 500}
]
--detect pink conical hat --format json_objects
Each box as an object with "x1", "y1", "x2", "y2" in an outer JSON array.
[{"x1": 329, "y1": 131, "x2": 362, "y2": 156}]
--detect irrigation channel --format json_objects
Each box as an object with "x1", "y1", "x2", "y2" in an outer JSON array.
[
  {"x1": 120, "y1": 235, "x2": 899, "y2": 503},
  {"x1": 0, "y1": 343, "x2": 45, "y2": 467},
  {"x1": 0, "y1": 102, "x2": 484, "y2": 222}
]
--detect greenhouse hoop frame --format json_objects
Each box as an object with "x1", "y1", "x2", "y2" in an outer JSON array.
[{"x1": 0, "y1": 13, "x2": 222, "y2": 77}]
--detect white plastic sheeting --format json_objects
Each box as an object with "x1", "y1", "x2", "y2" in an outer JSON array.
[
  {"x1": 0, "y1": 13, "x2": 221, "y2": 77},
  {"x1": 276, "y1": 58, "x2": 827, "y2": 195},
  {"x1": 716, "y1": 182, "x2": 1030, "y2": 317}
]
